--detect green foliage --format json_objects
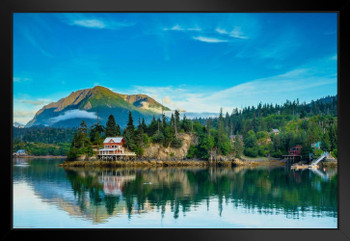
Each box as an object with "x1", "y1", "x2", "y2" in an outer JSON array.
[
  {"x1": 13, "y1": 95, "x2": 337, "y2": 161},
  {"x1": 181, "y1": 115, "x2": 192, "y2": 133},
  {"x1": 13, "y1": 141, "x2": 70, "y2": 156},
  {"x1": 244, "y1": 147, "x2": 259, "y2": 157},
  {"x1": 13, "y1": 126, "x2": 76, "y2": 144},
  {"x1": 312, "y1": 148, "x2": 324, "y2": 158},
  {"x1": 244, "y1": 130, "x2": 257, "y2": 148},
  {"x1": 331, "y1": 149, "x2": 337, "y2": 158},
  {"x1": 89, "y1": 123, "x2": 104, "y2": 145},
  {"x1": 105, "y1": 114, "x2": 121, "y2": 137},
  {"x1": 151, "y1": 132, "x2": 164, "y2": 144},
  {"x1": 186, "y1": 144, "x2": 197, "y2": 158},
  {"x1": 67, "y1": 121, "x2": 93, "y2": 160},
  {"x1": 170, "y1": 138, "x2": 183, "y2": 148},
  {"x1": 232, "y1": 137, "x2": 244, "y2": 158}
]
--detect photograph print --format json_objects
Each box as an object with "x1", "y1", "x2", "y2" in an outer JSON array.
[{"x1": 12, "y1": 12, "x2": 338, "y2": 228}]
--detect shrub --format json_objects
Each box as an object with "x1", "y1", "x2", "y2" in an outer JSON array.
[
  {"x1": 170, "y1": 138, "x2": 183, "y2": 148},
  {"x1": 331, "y1": 149, "x2": 337, "y2": 158},
  {"x1": 244, "y1": 147, "x2": 258, "y2": 157},
  {"x1": 187, "y1": 144, "x2": 197, "y2": 158},
  {"x1": 151, "y1": 132, "x2": 164, "y2": 144}
]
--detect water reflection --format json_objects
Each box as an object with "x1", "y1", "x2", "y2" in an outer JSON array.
[
  {"x1": 62, "y1": 166, "x2": 337, "y2": 222},
  {"x1": 12, "y1": 158, "x2": 337, "y2": 227}
]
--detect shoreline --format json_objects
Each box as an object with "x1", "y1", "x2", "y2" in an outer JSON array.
[
  {"x1": 58, "y1": 158, "x2": 287, "y2": 168},
  {"x1": 13, "y1": 155, "x2": 67, "y2": 159}
]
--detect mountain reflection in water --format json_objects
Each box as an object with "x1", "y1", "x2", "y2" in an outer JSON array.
[{"x1": 13, "y1": 158, "x2": 337, "y2": 228}]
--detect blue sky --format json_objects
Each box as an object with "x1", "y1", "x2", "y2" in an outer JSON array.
[{"x1": 13, "y1": 13, "x2": 337, "y2": 124}]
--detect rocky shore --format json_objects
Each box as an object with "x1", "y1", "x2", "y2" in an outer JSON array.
[{"x1": 58, "y1": 157, "x2": 286, "y2": 168}]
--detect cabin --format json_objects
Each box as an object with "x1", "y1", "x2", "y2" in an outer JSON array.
[
  {"x1": 270, "y1": 129, "x2": 280, "y2": 135},
  {"x1": 289, "y1": 145, "x2": 302, "y2": 156},
  {"x1": 13, "y1": 149, "x2": 27, "y2": 156},
  {"x1": 282, "y1": 145, "x2": 302, "y2": 162},
  {"x1": 99, "y1": 137, "x2": 125, "y2": 156},
  {"x1": 98, "y1": 136, "x2": 136, "y2": 161}
]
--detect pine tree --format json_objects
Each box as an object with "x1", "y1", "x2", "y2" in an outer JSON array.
[
  {"x1": 233, "y1": 136, "x2": 244, "y2": 158},
  {"x1": 123, "y1": 111, "x2": 137, "y2": 153},
  {"x1": 174, "y1": 110, "x2": 180, "y2": 135},
  {"x1": 105, "y1": 114, "x2": 121, "y2": 137},
  {"x1": 217, "y1": 108, "x2": 225, "y2": 155}
]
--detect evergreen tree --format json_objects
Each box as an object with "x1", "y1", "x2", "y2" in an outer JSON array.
[
  {"x1": 67, "y1": 120, "x2": 92, "y2": 160},
  {"x1": 174, "y1": 110, "x2": 180, "y2": 135},
  {"x1": 233, "y1": 137, "x2": 244, "y2": 158},
  {"x1": 123, "y1": 111, "x2": 139, "y2": 154},
  {"x1": 89, "y1": 123, "x2": 104, "y2": 145},
  {"x1": 105, "y1": 114, "x2": 121, "y2": 137},
  {"x1": 216, "y1": 108, "x2": 230, "y2": 155}
]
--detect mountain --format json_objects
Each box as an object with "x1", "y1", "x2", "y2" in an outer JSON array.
[{"x1": 25, "y1": 86, "x2": 170, "y2": 128}]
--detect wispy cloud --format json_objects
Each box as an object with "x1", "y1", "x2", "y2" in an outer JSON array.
[
  {"x1": 49, "y1": 109, "x2": 97, "y2": 123},
  {"x1": 216, "y1": 26, "x2": 249, "y2": 39},
  {"x1": 163, "y1": 24, "x2": 202, "y2": 32},
  {"x1": 18, "y1": 99, "x2": 51, "y2": 106},
  {"x1": 14, "y1": 110, "x2": 38, "y2": 118},
  {"x1": 60, "y1": 13, "x2": 134, "y2": 30},
  {"x1": 19, "y1": 28, "x2": 54, "y2": 57},
  {"x1": 13, "y1": 77, "x2": 31, "y2": 83},
  {"x1": 130, "y1": 60, "x2": 336, "y2": 114},
  {"x1": 72, "y1": 19, "x2": 107, "y2": 29},
  {"x1": 192, "y1": 36, "x2": 228, "y2": 43}
]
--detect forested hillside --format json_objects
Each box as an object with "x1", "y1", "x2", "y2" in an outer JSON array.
[{"x1": 13, "y1": 95, "x2": 337, "y2": 159}]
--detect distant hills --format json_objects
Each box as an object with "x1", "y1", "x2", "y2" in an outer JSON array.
[
  {"x1": 13, "y1": 122, "x2": 25, "y2": 128},
  {"x1": 25, "y1": 86, "x2": 170, "y2": 128}
]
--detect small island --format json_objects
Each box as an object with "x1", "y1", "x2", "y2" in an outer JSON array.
[{"x1": 54, "y1": 95, "x2": 337, "y2": 169}]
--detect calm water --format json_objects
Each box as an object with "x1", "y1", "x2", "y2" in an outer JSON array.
[{"x1": 13, "y1": 158, "x2": 337, "y2": 228}]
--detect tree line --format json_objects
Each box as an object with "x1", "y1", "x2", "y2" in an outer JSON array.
[
  {"x1": 14, "y1": 95, "x2": 337, "y2": 160},
  {"x1": 67, "y1": 110, "x2": 191, "y2": 160},
  {"x1": 189, "y1": 95, "x2": 337, "y2": 159}
]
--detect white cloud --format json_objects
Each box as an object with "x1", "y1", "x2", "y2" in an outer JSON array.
[
  {"x1": 216, "y1": 26, "x2": 248, "y2": 39},
  {"x1": 229, "y1": 26, "x2": 249, "y2": 39},
  {"x1": 192, "y1": 36, "x2": 228, "y2": 43},
  {"x1": 60, "y1": 14, "x2": 134, "y2": 30},
  {"x1": 49, "y1": 109, "x2": 97, "y2": 123},
  {"x1": 18, "y1": 98, "x2": 51, "y2": 106},
  {"x1": 13, "y1": 77, "x2": 31, "y2": 83},
  {"x1": 215, "y1": 28, "x2": 228, "y2": 35},
  {"x1": 129, "y1": 64, "x2": 336, "y2": 115},
  {"x1": 162, "y1": 96, "x2": 172, "y2": 105},
  {"x1": 72, "y1": 19, "x2": 106, "y2": 29},
  {"x1": 14, "y1": 110, "x2": 38, "y2": 118},
  {"x1": 163, "y1": 25, "x2": 202, "y2": 32},
  {"x1": 13, "y1": 110, "x2": 38, "y2": 125}
]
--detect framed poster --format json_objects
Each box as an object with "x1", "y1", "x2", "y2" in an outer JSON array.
[{"x1": 3, "y1": 0, "x2": 350, "y2": 240}]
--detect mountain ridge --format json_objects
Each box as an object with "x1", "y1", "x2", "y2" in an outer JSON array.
[{"x1": 26, "y1": 86, "x2": 170, "y2": 128}]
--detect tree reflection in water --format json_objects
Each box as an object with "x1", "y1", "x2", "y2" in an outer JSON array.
[{"x1": 63, "y1": 166, "x2": 337, "y2": 222}]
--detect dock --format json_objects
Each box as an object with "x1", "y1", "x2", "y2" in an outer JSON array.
[
  {"x1": 291, "y1": 162, "x2": 319, "y2": 170},
  {"x1": 290, "y1": 152, "x2": 329, "y2": 170}
]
